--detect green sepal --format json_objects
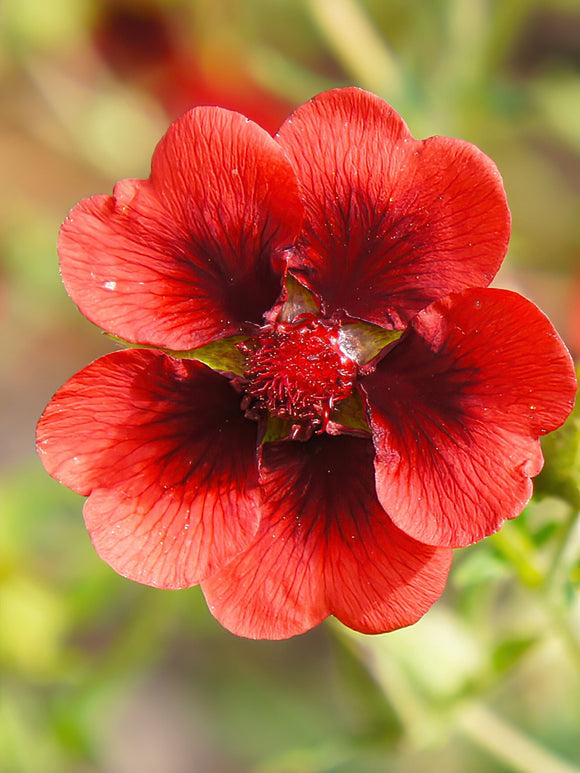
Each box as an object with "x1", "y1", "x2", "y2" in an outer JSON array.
[
  {"x1": 276, "y1": 274, "x2": 320, "y2": 322},
  {"x1": 261, "y1": 415, "x2": 294, "y2": 444},
  {"x1": 329, "y1": 391, "x2": 371, "y2": 434},
  {"x1": 167, "y1": 336, "x2": 248, "y2": 375},
  {"x1": 106, "y1": 333, "x2": 248, "y2": 375},
  {"x1": 340, "y1": 322, "x2": 403, "y2": 366}
]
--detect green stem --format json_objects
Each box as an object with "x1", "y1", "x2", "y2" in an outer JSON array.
[
  {"x1": 545, "y1": 509, "x2": 580, "y2": 597},
  {"x1": 336, "y1": 625, "x2": 580, "y2": 773},
  {"x1": 491, "y1": 515, "x2": 580, "y2": 668},
  {"x1": 457, "y1": 702, "x2": 580, "y2": 773},
  {"x1": 304, "y1": 0, "x2": 402, "y2": 99}
]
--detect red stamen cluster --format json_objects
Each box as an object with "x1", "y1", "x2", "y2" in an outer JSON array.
[{"x1": 240, "y1": 314, "x2": 358, "y2": 432}]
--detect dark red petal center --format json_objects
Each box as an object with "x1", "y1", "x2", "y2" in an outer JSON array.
[{"x1": 240, "y1": 314, "x2": 358, "y2": 431}]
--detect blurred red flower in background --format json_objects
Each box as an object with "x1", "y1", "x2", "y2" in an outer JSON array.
[
  {"x1": 92, "y1": 0, "x2": 295, "y2": 132},
  {"x1": 37, "y1": 88, "x2": 576, "y2": 639}
]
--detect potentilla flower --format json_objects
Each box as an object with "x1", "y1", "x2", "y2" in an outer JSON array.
[{"x1": 37, "y1": 88, "x2": 576, "y2": 639}]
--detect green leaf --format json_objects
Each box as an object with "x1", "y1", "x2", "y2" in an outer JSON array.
[
  {"x1": 491, "y1": 636, "x2": 538, "y2": 674},
  {"x1": 452, "y1": 548, "x2": 511, "y2": 590},
  {"x1": 535, "y1": 373, "x2": 580, "y2": 509}
]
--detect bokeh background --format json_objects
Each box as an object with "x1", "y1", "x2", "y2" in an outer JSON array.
[{"x1": 1, "y1": 1, "x2": 580, "y2": 771}]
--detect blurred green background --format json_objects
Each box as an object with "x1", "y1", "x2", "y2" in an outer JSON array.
[{"x1": 1, "y1": 1, "x2": 579, "y2": 771}]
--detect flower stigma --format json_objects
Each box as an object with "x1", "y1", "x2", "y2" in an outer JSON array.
[{"x1": 239, "y1": 314, "x2": 358, "y2": 436}]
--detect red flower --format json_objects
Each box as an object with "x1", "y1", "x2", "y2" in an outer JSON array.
[
  {"x1": 37, "y1": 88, "x2": 576, "y2": 639},
  {"x1": 91, "y1": 0, "x2": 295, "y2": 133}
]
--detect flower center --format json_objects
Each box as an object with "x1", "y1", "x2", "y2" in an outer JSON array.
[{"x1": 240, "y1": 314, "x2": 358, "y2": 432}]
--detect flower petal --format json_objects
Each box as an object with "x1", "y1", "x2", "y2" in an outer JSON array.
[
  {"x1": 364, "y1": 288, "x2": 576, "y2": 548},
  {"x1": 202, "y1": 434, "x2": 451, "y2": 639},
  {"x1": 276, "y1": 87, "x2": 510, "y2": 326},
  {"x1": 36, "y1": 349, "x2": 260, "y2": 587},
  {"x1": 59, "y1": 107, "x2": 304, "y2": 349}
]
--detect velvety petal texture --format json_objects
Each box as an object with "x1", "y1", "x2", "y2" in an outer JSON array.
[
  {"x1": 202, "y1": 434, "x2": 452, "y2": 639},
  {"x1": 37, "y1": 350, "x2": 260, "y2": 588},
  {"x1": 37, "y1": 86, "x2": 577, "y2": 641},
  {"x1": 59, "y1": 107, "x2": 304, "y2": 350},
  {"x1": 364, "y1": 288, "x2": 576, "y2": 548},
  {"x1": 277, "y1": 88, "x2": 511, "y2": 327}
]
